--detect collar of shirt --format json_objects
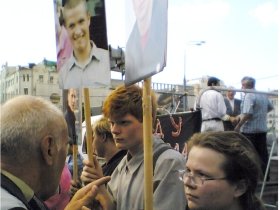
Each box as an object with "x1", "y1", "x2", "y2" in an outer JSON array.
[
  {"x1": 1, "y1": 170, "x2": 34, "y2": 202},
  {"x1": 103, "y1": 150, "x2": 127, "y2": 167},
  {"x1": 116, "y1": 136, "x2": 165, "y2": 175},
  {"x1": 68, "y1": 41, "x2": 101, "y2": 71},
  {"x1": 122, "y1": 149, "x2": 144, "y2": 175}
]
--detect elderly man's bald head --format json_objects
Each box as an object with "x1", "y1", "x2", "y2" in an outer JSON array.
[
  {"x1": 1, "y1": 95, "x2": 67, "y2": 164},
  {"x1": 1, "y1": 95, "x2": 69, "y2": 200}
]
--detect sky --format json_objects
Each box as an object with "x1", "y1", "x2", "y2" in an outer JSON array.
[{"x1": 0, "y1": 0, "x2": 278, "y2": 91}]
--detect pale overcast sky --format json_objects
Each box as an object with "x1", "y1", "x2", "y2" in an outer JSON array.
[{"x1": 0, "y1": 0, "x2": 278, "y2": 91}]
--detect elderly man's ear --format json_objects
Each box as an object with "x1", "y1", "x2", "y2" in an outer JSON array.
[{"x1": 41, "y1": 135, "x2": 57, "y2": 165}]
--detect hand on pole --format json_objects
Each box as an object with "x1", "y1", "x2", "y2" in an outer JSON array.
[{"x1": 81, "y1": 155, "x2": 104, "y2": 185}]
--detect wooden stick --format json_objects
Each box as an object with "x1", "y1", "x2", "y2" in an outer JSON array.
[
  {"x1": 83, "y1": 88, "x2": 93, "y2": 164},
  {"x1": 143, "y1": 78, "x2": 153, "y2": 210},
  {"x1": 73, "y1": 88, "x2": 81, "y2": 182},
  {"x1": 72, "y1": 144, "x2": 78, "y2": 182}
]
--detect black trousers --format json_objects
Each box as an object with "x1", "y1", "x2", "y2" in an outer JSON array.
[{"x1": 242, "y1": 132, "x2": 268, "y2": 177}]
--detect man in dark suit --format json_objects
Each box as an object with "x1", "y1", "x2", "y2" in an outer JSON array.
[{"x1": 223, "y1": 87, "x2": 241, "y2": 130}]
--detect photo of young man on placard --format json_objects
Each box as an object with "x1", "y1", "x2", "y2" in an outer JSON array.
[{"x1": 55, "y1": 0, "x2": 110, "y2": 89}]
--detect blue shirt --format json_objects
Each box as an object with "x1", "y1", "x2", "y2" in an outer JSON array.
[
  {"x1": 240, "y1": 92, "x2": 273, "y2": 133},
  {"x1": 66, "y1": 153, "x2": 84, "y2": 178}
]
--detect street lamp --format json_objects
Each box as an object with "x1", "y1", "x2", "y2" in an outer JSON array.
[{"x1": 183, "y1": 40, "x2": 206, "y2": 111}]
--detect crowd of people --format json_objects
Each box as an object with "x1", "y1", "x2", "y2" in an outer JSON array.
[
  {"x1": 195, "y1": 76, "x2": 273, "y2": 177},
  {"x1": 0, "y1": 0, "x2": 274, "y2": 208},
  {"x1": 1, "y1": 74, "x2": 274, "y2": 210}
]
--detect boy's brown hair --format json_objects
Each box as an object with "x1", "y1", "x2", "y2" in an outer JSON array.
[{"x1": 102, "y1": 84, "x2": 158, "y2": 124}]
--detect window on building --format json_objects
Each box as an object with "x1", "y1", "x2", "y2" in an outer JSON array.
[
  {"x1": 27, "y1": 74, "x2": 29, "y2": 82},
  {"x1": 39, "y1": 75, "x2": 43, "y2": 83},
  {"x1": 23, "y1": 74, "x2": 25, "y2": 82},
  {"x1": 50, "y1": 76, "x2": 54, "y2": 84},
  {"x1": 24, "y1": 88, "x2": 28, "y2": 95}
]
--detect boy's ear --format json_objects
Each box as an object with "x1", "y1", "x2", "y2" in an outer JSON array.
[
  {"x1": 41, "y1": 135, "x2": 56, "y2": 165},
  {"x1": 233, "y1": 179, "x2": 248, "y2": 198},
  {"x1": 102, "y1": 134, "x2": 107, "y2": 141},
  {"x1": 87, "y1": 13, "x2": 91, "y2": 26}
]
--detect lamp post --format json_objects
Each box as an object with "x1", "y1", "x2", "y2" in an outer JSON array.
[{"x1": 183, "y1": 40, "x2": 205, "y2": 111}]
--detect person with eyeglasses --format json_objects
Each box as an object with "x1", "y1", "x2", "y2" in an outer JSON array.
[{"x1": 181, "y1": 131, "x2": 266, "y2": 210}]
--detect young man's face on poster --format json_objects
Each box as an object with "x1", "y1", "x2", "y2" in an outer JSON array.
[{"x1": 63, "y1": 2, "x2": 91, "y2": 52}]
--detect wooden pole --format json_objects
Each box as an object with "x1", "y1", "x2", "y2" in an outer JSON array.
[
  {"x1": 72, "y1": 144, "x2": 78, "y2": 181},
  {"x1": 143, "y1": 78, "x2": 153, "y2": 210},
  {"x1": 83, "y1": 88, "x2": 93, "y2": 164},
  {"x1": 72, "y1": 88, "x2": 81, "y2": 182}
]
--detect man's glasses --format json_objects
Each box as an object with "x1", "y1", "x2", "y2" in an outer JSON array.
[{"x1": 178, "y1": 169, "x2": 227, "y2": 186}]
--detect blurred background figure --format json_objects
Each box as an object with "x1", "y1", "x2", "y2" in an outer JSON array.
[
  {"x1": 196, "y1": 76, "x2": 233, "y2": 132},
  {"x1": 234, "y1": 76, "x2": 274, "y2": 176},
  {"x1": 91, "y1": 117, "x2": 127, "y2": 176},
  {"x1": 65, "y1": 88, "x2": 78, "y2": 144},
  {"x1": 223, "y1": 87, "x2": 241, "y2": 131},
  {"x1": 64, "y1": 88, "x2": 84, "y2": 178}
]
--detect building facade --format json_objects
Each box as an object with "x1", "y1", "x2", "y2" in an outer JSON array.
[
  {"x1": 1, "y1": 61, "x2": 277, "y2": 137},
  {"x1": 1, "y1": 62, "x2": 61, "y2": 106},
  {"x1": 0, "y1": 61, "x2": 194, "y2": 111}
]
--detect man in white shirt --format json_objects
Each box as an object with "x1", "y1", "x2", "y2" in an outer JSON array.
[{"x1": 196, "y1": 77, "x2": 235, "y2": 132}]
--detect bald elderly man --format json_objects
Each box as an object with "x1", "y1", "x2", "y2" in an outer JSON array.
[{"x1": 0, "y1": 95, "x2": 111, "y2": 210}]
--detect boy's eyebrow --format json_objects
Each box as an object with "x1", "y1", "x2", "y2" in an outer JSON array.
[
  {"x1": 186, "y1": 166, "x2": 210, "y2": 176},
  {"x1": 109, "y1": 119, "x2": 132, "y2": 124}
]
